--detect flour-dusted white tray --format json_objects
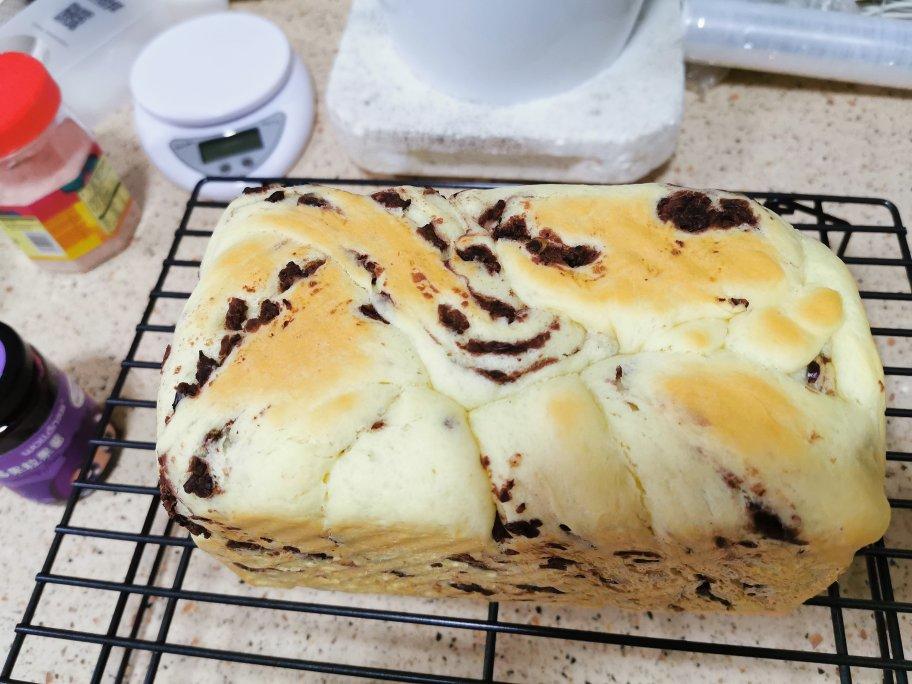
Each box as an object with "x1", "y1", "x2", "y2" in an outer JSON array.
[{"x1": 326, "y1": 0, "x2": 683, "y2": 183}]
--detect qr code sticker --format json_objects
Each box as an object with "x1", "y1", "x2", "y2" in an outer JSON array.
[
  {"x1": 89, "y1": 0, "x2": 124, "y2": 11},
  {"x1": 25, "y1": 231, "x2": 65, "y2": 256},
  {"x1": 54, "y1": 3, "x2": 94, "y2": 30}
]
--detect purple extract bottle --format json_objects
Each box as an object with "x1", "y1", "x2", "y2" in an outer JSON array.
[{"x1": 0, "y1": 321, "x2": 114, "y2": 503}]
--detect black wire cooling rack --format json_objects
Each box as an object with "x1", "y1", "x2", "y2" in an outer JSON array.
[{"x1": 3, "y1": 176, "x2": 912, "y2": 683}]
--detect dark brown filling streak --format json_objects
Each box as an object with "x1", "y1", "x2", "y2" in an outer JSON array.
[
  {"x1": 719, "y1": 466, "x2": 806, "y2": 545},
  {"x1": 695, "y1": 574, "x2": 732, "y2": 608},
  {"x1": 225, "y1": 297, "x2": 248, "y2": 331},
  {"x1": 417, "y1": 222, "x2": 448, "y2": 252},
  {"x1": 496, "y1": 479, "x2": 515, "y2": 502},
  {"x1": 183, "y1": 455, "x2": 217, "y2": 498},
  {"x1": 204, "y1": 421, "x2": 233, "y2": 445},
  {"x1": 223, "y1": 538, "x2": 331, "y2": 561},
  {"x1": 746, "y1": 500, "x2": 806, "y2": 545},
  {"x1": 478, "y1": 199, "x2": 506, "y2": 229},
  {"x1": 242, "y1": 182, "x2": 282, "y2": 196},
  {"x1": 297, "y1": 193, "x2": 331, "y2": 209},
  {"x1": 195, "y1": 351, "x2": 218, "y2": 385},
  {"x1": 450, "y1": 582, "x2": 495, "y2": 596},
  {"x1": 541, "y1": 557, "x2": 576, "y2": 570},
  {"x1": 233, "y1": 563, "x2": 268, "y2": 572},
  {"x1": 294, "y1": 550, "x2": 332, "y2": 560},
  {"x1": 355, "y1": 253, "x2": 384, "y2": 285},
  {"x1": 468, "y1": 287, "x2": 519, "y2": 323},
  {"x1": 172, "y1": 381, "x2": 199, "y2": 409},
  {"x1": 456, "y1": 244, "x2": 501, "y2": 275},
  {"x1": 502, "y1": 518, "x2": 543, "y2": 539},
  {"x1": 464, "y1": 326, "x2": 577, "y2": 384},
  {"x1": 657, "y1": 190, "x2": 758, "y2": 233},
  {"x1": 492, "y1": 215, "x2": 530, "y2": 241},
  {"x1": 458, "y1": 328, "x2": 553, "y2": 355},
  {"x1": 227, "y1": 539, "x2": 265, "y2": 551},
  {"x1": 171, "y1": 349, "x2": 217, "y2": 409},
  {"x1": 447, "y1": 553, "x2": 492, "y2": 570},
  {"x1": 525, "y1": 229, "x2": 600, "y2": 268},
  {"x1": 486, "y1": 213, "x2": 600, "y2": 269},
  {"x1": 219, "y1": 333, "x2": 242, "y2": 362},
  {"x1": 159, "y1": 470, "x2": 210, "y2": 538},
  {"x1": 358, "y1": 304, "x2": 389, "y2": 324},
  {"x1": 371, "y1": 189, "x2": 411, "y2": 210},
  {"x1": 473, "y1": 357, "x2": 558, "y2": 384},
  {"x1": 492, "y1": 512, "x2": 511, "y2": 543},
  {"x1": 243, "y1": 299, "x2": 281, "y2": 332},
  {"x1": 438, "y1": 304, "x2": 470, "y2": 334},
  {"x1": 515, "y1": 584, "x2": 564, "y2": 594},
  {"x1": 278, "y1": 259, "x2": 325, "y2": 292},
  {"x1": 614, "y1": 549, "x2": 662, "y2": 559},
  {"x1": 181, "y1": 421, "x2": 236, "y2": 498}
]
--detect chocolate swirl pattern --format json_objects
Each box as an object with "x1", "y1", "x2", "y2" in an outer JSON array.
[{"x1": 156, "y1": 183, "x2": 888, "y2": 612}]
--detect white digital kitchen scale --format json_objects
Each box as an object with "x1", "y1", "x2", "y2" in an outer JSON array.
[{"x1": 130, "y1": 11, "x2": 314, "y2": 201}]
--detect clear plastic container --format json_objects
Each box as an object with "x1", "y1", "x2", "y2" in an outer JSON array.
[
  {"x1": 0, "y1": 0, "x2": 229, "y2": 129},
  {"x1": 0, "y1": 52, "x2": 139, "y2": 273},
  {"x1": 683, "y1": 0, "x2": 912, "y2": 90}
]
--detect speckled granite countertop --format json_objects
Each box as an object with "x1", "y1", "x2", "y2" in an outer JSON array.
[{"x1": 2, "y1": 1, "x2": 912, "y2": 682}]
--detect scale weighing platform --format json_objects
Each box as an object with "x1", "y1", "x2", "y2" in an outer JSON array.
[{"x1": 130, "y1": 12, "x2": 314, "y2": 201}]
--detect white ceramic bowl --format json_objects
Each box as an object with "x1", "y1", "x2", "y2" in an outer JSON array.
[{"x1": 379, "y1": 0, "x2": 645, "y2": 105}]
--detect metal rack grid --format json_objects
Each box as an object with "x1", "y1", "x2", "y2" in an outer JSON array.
[{"x1": 3, "y1": 176, "x2": 912, "y2": 682}]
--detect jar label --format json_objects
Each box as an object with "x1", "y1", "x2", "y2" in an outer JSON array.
[
  {"x1": 0, "y1": 363, "x2": 102, "y2": 503},
  {"x1": 0, "y1": 146, "x2": 133, "y2": 261}
]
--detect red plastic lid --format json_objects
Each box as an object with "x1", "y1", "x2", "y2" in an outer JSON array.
[{"x1": 0, "y1": 52, "x2": 61, "y2": 158}]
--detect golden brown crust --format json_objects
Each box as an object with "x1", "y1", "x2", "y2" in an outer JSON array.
[{"x1": 156, "y1": 183, "x2": 888, "y2": 612}]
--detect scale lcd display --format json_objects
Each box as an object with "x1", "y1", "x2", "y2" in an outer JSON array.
[{"x1": 198, "y1": 128, "x2": 264, "y2": 163}]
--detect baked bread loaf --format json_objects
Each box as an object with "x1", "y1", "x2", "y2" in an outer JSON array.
[{"x1": 156, "y1": 183, "x2": 889, "y2": 613}]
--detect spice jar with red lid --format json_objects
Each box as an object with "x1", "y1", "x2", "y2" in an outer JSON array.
[{"x1": 0, "y1": 51, "x2": 140, "y2": 272}]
